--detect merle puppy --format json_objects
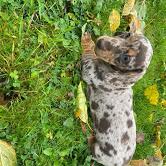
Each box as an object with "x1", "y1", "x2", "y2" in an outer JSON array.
[{"x1": 81, "y1": 32, "x2": 153, "y2": 166}]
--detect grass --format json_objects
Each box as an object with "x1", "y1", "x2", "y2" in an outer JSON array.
[{"x1": 0, "y1": 0, "x2": 166, "y2": 165}]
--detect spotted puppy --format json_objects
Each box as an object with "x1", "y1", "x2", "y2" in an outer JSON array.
[{"x1": 81, "y1": 32, "x2": 153, "y2": 166}]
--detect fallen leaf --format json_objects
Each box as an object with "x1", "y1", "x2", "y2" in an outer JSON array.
[
  {"x1": 75, "y1": 82, "x2": 88, "y2": 124},
  {"x1": 109, "y1": 9, "x2": 120, "y2": 32},
  {"x1": 80, "y1": 121, "x2": 87, "y2": 134},
  {"x1": 129, "y1": 18, "x2": 145, "y2": 34},
  {"x1": 122, "y1": 0, "x2": 135, "y2": 16},
  {"x1": 146, "y1": 156, "x2": 163, "y2": 166},
  {"x1": 144, "y1": 85, "x2": 159, "y2": 105},
  {"x1": 0, "y1": 140, "x2": 17, "y2": 166},
  {"x1": 126, "y1": 1, "x2": 146, "y2": 34},
  {"x1": 161, "y1": 99, "x2": 166, "y2": 107},
  {"x1": 155, "y1": 149, "x2": 163, "y2": 160},
  {"x1": 129, "y1": 159, "x2": 146, "y2": 166}
]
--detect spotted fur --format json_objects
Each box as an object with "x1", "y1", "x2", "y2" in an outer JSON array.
[{"x1": 81, "y1": 32, "x2": 153, "y2": 166}]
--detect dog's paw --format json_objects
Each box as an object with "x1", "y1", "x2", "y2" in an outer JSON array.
[{"x1": 81, "y1": 32, "x2": 95, "y2": 54}]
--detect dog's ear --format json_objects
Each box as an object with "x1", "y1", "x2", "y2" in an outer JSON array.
[{"x1": 114, "y1": 32, "x2": 131, "y2": 39}]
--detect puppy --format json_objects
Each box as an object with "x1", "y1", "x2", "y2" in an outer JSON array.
[{"x1": 81, "y1": 32, "x2": 153, "y2": 166}]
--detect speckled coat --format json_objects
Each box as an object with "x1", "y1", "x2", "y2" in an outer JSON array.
[{"x1": 81, "y1": 32, "x2": 153, "y2": 166}]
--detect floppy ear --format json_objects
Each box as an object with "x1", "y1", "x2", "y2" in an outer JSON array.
[{"x1": 114, "y1": 32, "x2": 131, "y2": 39}]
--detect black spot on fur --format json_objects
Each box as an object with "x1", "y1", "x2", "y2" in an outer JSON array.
[
  {"x1": 81, "y1": 60, "x2": 88, "y2": 66},
  {"x1": 87, "y1": 86, "x2": 91, "y2": 99},
  {"x1": 99, "y1": 85, "x2": 112, "y2": 92},
  {"x1": 100, "y1": 142, "x2": 116, "y2": 157},
  {"x1": 91, "y1": 101, "x2": 99, "y2": 110},
  {"x1": 104, "y1": 41, "x2": 112, "y2": 51},
  {"x1": 97, "y1": 154, "x2": 100, "y2": 158},
  {"x1": 125, "y1": 111, "x2": 129, "y2": 116},
  {"x1": 96, "y1": 39, "x2": 104, "y2": 50},
  {"x1": 100, "y1": 146, "x2": 112, "y2": 157},
  {"x1": 98, "y1": 117, "x2": 111, "y2": 133},
  {"x1": 104, "y1": 112, "x2": 109, "y2": 117},
  {"x1": 114, "y1": 164, "x2": 117, "y2": 166},
  {"x1": 106, "y1": 142, "x2": 117, "y2": 155},
  {"x1": 91, "y1": 84, "x2": 97, "y2": 92},
  {"x1": 121, "y1": 132, "x2": 130, "y2": 145},
  {"x1": 113, "y1": 113, "x2": 116, "y2": 117},
  {"x1": 127, "y1": 146, "x2": 131, "y2": 151},
  {"x1": 86, "y1": 65, "x2": 92, "y2": 70},
  {"x1": 127, "y1": 119, "x2": 133, "y2": 128},
  {"x1": 106, "y1": 105, "x2": 114, "y2": 110},
  {"x1": 95, "y1": 65, "x2": 104, "y2": 80},
  {"x1": 109, "y1": 78, "x2": 118, "y2": 83},
  {"x1": 114, "y1": 150, "x2": 117, "y2": 155},
  {"x1": 116, "y1": 88, "x2": 126, "y2": 91},
  {"x1": 91, "y1": 113, "x2": 99, "y2": 129}
]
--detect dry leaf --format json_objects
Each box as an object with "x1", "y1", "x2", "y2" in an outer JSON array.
[
  {"x1": 127, "y1": 1, "x2": 146, "y2": 34},
  {"x1": 122, "y1": 0, "x2": 135, "y2": 16},
  {"x1": 129, "y1": 18, "x2": 145, "y2": 34},
  {"x1": 146, "y1": 156, "x2": 163, "y2": 166},
  {"x1": 155, "y1": 149, "x2": 163, "y2": 160},
  {"x1": 75, "y1": 82, "x2": 88, "y2": 124},
  {"x1": 109, "y1": 9, "x2": 120, "y2": 32},
  {"x1": 0, "y1": 140, "x2": 17, "y2": 166},
  {"x1": 144, "y1": 85, "x2": 159, "y2": 105},
  {"x1": 80, "y1": 121, "x2": 87, "y2": 134},
  {"x1": 129, "y1": 159, "x2": 146, "y2": 166}
]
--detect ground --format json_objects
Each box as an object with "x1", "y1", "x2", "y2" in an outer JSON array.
[{"x1": 0, "y1": 1, "x2": 166, "y2": 166}]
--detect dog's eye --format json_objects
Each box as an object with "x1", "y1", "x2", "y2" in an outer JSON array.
[{"x1": 119, "y1": 54, "x2": 130, "y2": 64}]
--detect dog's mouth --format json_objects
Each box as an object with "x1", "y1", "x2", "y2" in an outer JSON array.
[{"x1": 110, "y1": 64, "x2": 143, "y2": 73}]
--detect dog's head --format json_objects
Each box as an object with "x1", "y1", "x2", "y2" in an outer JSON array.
[{"x1": 95, "y1": 32, "x2": 153, "y2": 78}]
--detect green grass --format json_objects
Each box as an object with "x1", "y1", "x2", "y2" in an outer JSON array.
[{"x1": 0, "y1": 0, "x2": 166, "y2": 165}]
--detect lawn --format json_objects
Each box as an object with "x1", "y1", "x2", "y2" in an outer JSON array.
[{"x1": 0, "y1": 0, "x2": 166, "y2": 165}]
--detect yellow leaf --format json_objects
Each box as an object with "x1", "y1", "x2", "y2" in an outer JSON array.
[
  {"x1": 144, "y1": 85, "x2": 159, "y2": 105},
  {"x1": 155, "y1": 149, "x2": 163, "y2": 160},
  {"x1": 155, "y1": 125, "x2": 161, "y2": 147},
  {"x1": 122, "y1": 0, "x2": 135, "y2": 16},
  {"x1": 109, "y1": 9, "x2": 120, "y2": 32},
  {"x1": 161, "y1": 99, "x2": 166, "y2": 107},
  {"x1": 129, "y1": 159, "x2": 146, "y2": 166},
  {"x1": 147, "y1": 156, "x2": 163, "y2": 166},
  {"x1": 0, "y1": 140, "x2": 17, "y2": 166},
  {"x1": 75, "y1": 82, "x2": 88, "y2": 123}
]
